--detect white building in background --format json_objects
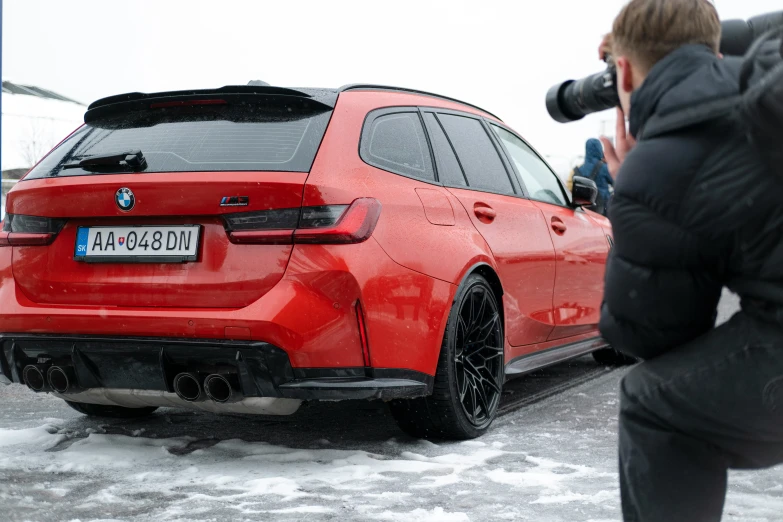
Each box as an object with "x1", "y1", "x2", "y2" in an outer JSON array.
[{"x1": 2, "y1": 81, "x2": 85, "y2": 219}]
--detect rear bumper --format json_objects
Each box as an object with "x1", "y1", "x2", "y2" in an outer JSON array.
[
  {"x1": 0, "y1": 238, "x2": 455, "y2": 377},
  {"x1": 0, "y1": 334, "x2": 433, "y2": 402}
]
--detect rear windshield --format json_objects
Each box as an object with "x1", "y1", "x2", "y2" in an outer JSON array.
[{"x1": 25, "y1": 101, "x2": 332, "y2": 179}]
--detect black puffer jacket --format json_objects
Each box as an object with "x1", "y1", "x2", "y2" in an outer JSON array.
[{"x1": 599, "y1": 44, "x2": 783, "y2": 360}]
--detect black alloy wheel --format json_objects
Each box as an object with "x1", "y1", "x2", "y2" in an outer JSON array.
[
  {"x1": 454, "y1": 281, "x2": 504, "y2": 429},
  {"x1": 390, "y1": 274, "x2": 505, "y2": 439}
]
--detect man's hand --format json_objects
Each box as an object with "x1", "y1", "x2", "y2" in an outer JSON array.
[
  {"x1": 601, "y1": 107, "x2": 636, "y2": 179},
  {"x1": 598, "y1": 33, "x2": 612, "y2": 60}
]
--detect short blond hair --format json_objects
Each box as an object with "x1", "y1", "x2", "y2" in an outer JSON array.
[{"x1": 612, "y1": 0, "x2": 721, "y2": 72}]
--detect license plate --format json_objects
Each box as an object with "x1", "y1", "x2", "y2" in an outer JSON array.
[{"x1": 74, "y1": 225, "x2": 200, "y2": 263}]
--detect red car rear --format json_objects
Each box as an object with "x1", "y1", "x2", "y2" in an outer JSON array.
[{"x1": 0, "y1": 84, "x2": 617, "y2": 438}]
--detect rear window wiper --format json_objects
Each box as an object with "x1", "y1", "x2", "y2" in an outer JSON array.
[{"x1": 62, "y1": 150, "x2": 148, "y2": 172}]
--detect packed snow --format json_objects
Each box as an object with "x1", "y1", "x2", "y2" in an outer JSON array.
[
  {"x1": 0, "y1": 289, "x2": 778, "y2": 521},
  {"x1": 1, "y1": 349, "x2": 781, "y2": 521}
]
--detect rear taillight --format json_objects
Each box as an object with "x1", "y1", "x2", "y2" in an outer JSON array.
[
  {"x1": 223, "y1": 208, "x2": 299, "y2": 244},
  {"x1": 0, "y1": 214, "x2": 66, "y2": 247},
  {"x1": 223, "y1": 198, "x2": 381, "y2": 245},
  {"x1": 295, "y1": 199, "x2": 380, "y2": 244}
]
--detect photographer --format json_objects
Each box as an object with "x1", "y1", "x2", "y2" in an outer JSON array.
[{"x1": 595, "y1": 0, "x2": 783, "y2": 520}]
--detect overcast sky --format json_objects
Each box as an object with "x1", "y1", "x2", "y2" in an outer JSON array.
[{"x1": 3, "y1": 0, "x2": 781, "y2": 170}]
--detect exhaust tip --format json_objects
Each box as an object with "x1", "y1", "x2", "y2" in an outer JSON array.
[
  {"x1": 23, "y1": 365, "x2": 46, "y2": 392},
  {"x1": 204, "y1": 374, "x2": 234, "y2": 403},
  {"x1": 173, "y1": 373, "x2": 202, "y2": 402},
  {"x1": 47, "y1": 366, "x2": 71, "y2": 394}
]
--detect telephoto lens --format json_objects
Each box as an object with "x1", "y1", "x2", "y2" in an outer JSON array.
[
  {"x1": 546, "y1": 10, "x2": 783, "y2": 123},
  {"x1": 545, "y1": 66, "x2": 619, "y2": 123}
]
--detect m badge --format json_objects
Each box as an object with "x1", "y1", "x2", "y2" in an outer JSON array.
[{"x1": 220, "y1": 196, "x2": 249, "y2": 207}]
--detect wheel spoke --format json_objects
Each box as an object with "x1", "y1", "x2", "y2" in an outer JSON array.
[
  {"x1": 476, "y1": 313, "x2": 499, "y2": 343},
  {"x1": 475, "y1": 376, "x2": 490, "y2": 417},
  {"x1": 466, "y1": 290, "x2": 477, "y2": 331},
  {"x1": 456, "y1": 316, "x2": 469, "y2": 348},
  {"x1": 464, "y1": 359, "x2": 490, "y2": 394},
  {"x1": 476, "y1": 346, "x2": 503, "y2": 365},
  {"x1": 469, "y1": 363, "x2": 493, "y2": 392},
  {"x1": 456, "y1": 360, "x2": 468, "y2": 401},
  {"x1": 463, "y1": 356, "x2": 481, "y2": 378},
  {"x1": 483, "y1": 372, "x2": 502, "y2": 395},
  {"x1": 473, "y1": 290, "x2": 488, "y2": 332},
  {"x1": 467, "y1": 375, "x2": 478, "y2": 424},
  {"x1": 480, "y1": 345, "x2": 504, "y2": 353}
]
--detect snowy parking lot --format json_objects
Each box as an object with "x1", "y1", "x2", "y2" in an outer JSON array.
[{"x1": 1, "y1": 294, "x2": 782, "y2": 522}]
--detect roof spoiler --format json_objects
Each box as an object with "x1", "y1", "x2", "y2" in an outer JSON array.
[{"x1": 85, "y1": 86, "x2": 337, "y2": 123}]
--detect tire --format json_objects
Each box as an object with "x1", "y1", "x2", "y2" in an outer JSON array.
[
  {"x1": 592, "y1": 346, "x2": 637, "y2": 366},
  {"x1": 390, "y1": 274, "x2": 504, "y2": 440},
  {"x1": 65, "y1": 400, "x2": 158, "y2": 419}
]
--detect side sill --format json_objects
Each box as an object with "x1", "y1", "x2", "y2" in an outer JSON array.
[{"x1": 505, "y1": 337, "x2": 609, "y2": 377}]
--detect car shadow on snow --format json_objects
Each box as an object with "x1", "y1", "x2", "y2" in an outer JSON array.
[{"x1": 43, "y1": 355, "x2": 613, "y2": 453}]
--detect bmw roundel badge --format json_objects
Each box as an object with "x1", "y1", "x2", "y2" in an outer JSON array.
[{"x1": 115, "y1": 187, "x2": 135, "y2": 212}]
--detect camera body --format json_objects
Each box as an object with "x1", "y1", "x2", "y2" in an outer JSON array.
[{"x1": 546, "y1": 11, "x2": 783, "y2": 123}]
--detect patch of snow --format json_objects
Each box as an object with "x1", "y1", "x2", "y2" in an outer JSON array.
[
  {"x1": 368, "y1": 507, "x2": 469, "y2": 521},
  {"x1": 363, "y1": 492, "x2": 413, "y2": 499},
  {"x1": 0, "y1": 424, "x2": 65, "y2": 449},
  {"x1": 268, "y1": 506, "x2": 334, "y2": 514},
  {"x1": 0, "y1": 426, "x2": 513, "y2": 517},
  {"x1": 531, "y1": 490, "x2": 617, "y2": 505}
]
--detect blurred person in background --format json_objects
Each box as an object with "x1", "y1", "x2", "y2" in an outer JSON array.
[{"x1": 570, "y1": 138, "x2": 613, "y2": 215}]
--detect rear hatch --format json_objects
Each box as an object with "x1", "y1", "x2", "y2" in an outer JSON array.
[{"x1": 6, "y1": 86, "x2": 335, "y2": 308}]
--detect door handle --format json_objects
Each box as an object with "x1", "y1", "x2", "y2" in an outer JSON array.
[
  {"x1": 474, "y1": 206, "x2": 497, "y2": 222},
  {"x1": 551, "y1": 217, "x2": 567, "y2": 234}
]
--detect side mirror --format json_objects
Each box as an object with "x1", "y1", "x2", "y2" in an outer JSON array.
[{"x1": 571, "y1": 176, "x2": 598, "y2": 207}]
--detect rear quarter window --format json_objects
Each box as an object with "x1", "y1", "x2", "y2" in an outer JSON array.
[{"x1": 359, "y1": 110, "x2": 435, "y2": 181}]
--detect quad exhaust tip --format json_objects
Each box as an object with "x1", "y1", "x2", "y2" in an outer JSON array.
[
  {"x1": 173, "y1": 372, "x2": 202, "y2": 402},
  {"x1": 23, "y1": 365, "x2": 46, "y2": 392},
  {"x1": 203, "y1": 374, "x2": 238, "y2": 403},
  {"x1": 47, "y1": 366, "x2": 73, "y2": 394}
]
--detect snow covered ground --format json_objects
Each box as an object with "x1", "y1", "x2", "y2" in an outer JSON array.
[{"x1": 1, "y1": 294, "x2": 781, "y2": 521}]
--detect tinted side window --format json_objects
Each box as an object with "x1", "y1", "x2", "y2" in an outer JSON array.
[
  {"x1": 491, "y1": 125, "x2": 567, "y2": 206},
  {"x1": 422, "y1": 113, "x2": 467, "y2": 187},
  {"x1": 437, "y1": 114, "x2": 514, "y2": 195},
  {"x1": 360, "y1": 111, "x2": 434, "y2": 181}
]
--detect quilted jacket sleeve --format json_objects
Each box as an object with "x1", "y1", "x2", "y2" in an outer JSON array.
[{"x1": 598, "y1": 136, "x2": 723, "y2": 359}]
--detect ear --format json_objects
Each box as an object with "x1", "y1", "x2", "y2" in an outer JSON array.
[{"x1": 616, "y1": 56, "x2": 635, "y2": 94}]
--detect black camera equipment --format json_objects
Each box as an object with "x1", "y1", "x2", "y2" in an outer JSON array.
[{"x1": 545, "y1": 10, "x2": 783, "y2": 123}]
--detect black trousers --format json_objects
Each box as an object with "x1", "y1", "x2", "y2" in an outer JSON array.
[{"x1": 619, "y1": 309, "x2": 783, "y2": 521}]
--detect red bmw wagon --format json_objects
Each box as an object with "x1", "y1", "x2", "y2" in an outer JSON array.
[{"x1": 0, "y1": 84, "x2": 624, "y2": 439}]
